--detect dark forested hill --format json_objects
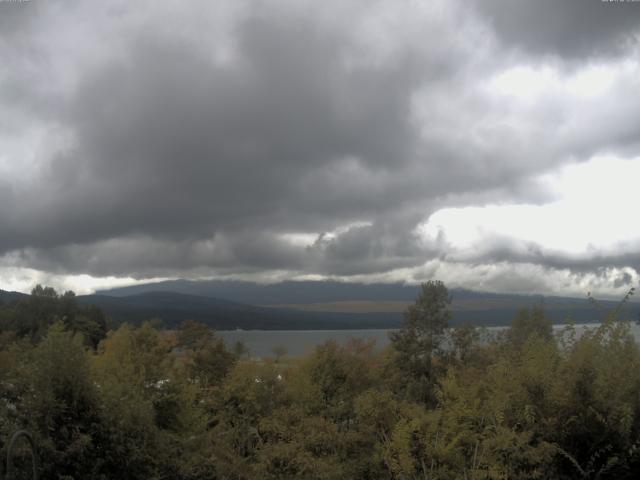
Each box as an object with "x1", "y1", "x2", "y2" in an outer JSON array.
[
  {"x1": 87, "y1": 283, "x2": 640, "y2": 329},
  {"x1": 98, "y1": 279, "x2": 422, "y2": 303},
  {"x1": 76, "y1": 291, "x2": 404, "y2": 330},
  {"x1": 95, "y1": 280, "x2": 640, "y2": 327},
  {"x1": 0, "y1": 289, "x2": 29, "y2": 303}
]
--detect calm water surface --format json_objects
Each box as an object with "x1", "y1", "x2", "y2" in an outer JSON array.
[{"x1": 218, "y1": 323, "x2": 640, "y2": 358}]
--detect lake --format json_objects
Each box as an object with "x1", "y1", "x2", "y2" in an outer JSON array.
[{"x1": 218, "y1": 323, "x2": 640, "y2": 358}]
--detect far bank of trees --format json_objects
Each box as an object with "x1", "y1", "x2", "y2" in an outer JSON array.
[{"x1": 1, "y1": 282, "x2": 640, "y2": 479}]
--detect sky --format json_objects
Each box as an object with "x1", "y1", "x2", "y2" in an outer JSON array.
[{"x1": 1, "y1": 0, "x2": 640, "y2": 297}]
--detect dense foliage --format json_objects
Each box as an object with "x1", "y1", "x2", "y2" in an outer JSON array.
[{"x1": 1, "y1": 282, "x2": 640, "y2": 479}]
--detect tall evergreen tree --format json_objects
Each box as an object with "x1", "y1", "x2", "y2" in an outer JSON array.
[{"x1": 389, "y1": 280, "x2": 451, "y2": 404}]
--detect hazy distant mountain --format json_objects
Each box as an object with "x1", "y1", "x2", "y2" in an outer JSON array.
[
  {"x1": 4, "y1": 282, "x2": 638, "y2": 330},
  {"x1": 95, "y1": 280, "x2": 640, "y2": 328},
  {"x1": 76, "y1": 291, "x2": 404, "y2": 330},
  {"x1": 98, "y1": 279, "x2": 562, "y2": 305},
  {"x1": 98, "y1": 279, "x2": 422, "y2": 304}
]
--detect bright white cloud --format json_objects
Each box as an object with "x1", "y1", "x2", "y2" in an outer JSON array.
[
  {"x1": 488, "y1": 65, "x2": 560, "y2": 102},
  {"x1": 486, "y1": 59, "x2": 635, "y2": 103},
  {"x1": 0, "y1": 267, "x2": 158, "y2": 295},
  {"x1": 417, "y1": 155, "x2": 640, "y2": 258}
]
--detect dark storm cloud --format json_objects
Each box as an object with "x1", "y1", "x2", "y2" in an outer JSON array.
[
  {"x1": 10, "y1": 222, "x2": 432, "y2": 279},
  {"x1": 1, "y1": 3, "x2": 432, "y2": 253},
  {"x1": 313, "y1": 222, "x2": 430, "y2": 276},
  {"x1": 473, "y1": 0, "x2": 640, "y2": 58},
  {"x1": 1, "y1": 0, "x2": 640, "y2": 289},
  {"x1": 0, "y1": 0, "x2": 486, "y2": 278},
  {"x1": 9, "y1": 232, "x2": 311, "y2": 278}
]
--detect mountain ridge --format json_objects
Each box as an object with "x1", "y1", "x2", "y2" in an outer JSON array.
[
  {"x1": 98, "y1": 279, "x2": 607, "y2": 305},
  {"x1": 4, "y1": 282, "x2": 639, "y2": 330}
]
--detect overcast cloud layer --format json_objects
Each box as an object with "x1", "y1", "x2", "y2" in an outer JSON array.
[{"x1": 1, "y1": 0, "x2": 640, "y2": 297}]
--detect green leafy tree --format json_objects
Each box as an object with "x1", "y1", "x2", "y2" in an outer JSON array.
[
  {"x1": 389, "y1": 280, "x2": 452, "y2": 404},
  {"x1": 91, "y1": 322, "x2": 205, "y2": 479},
  {"x1": 254, "y1": 406, "x2": 345, "y2": 480},
  {"x1": 208, "y1": 361, "x2": 288, "y2": 479},
  {"x1": 0, "y1": 286, "x2": 107, "y2": 347},
  {"x1": 177, "y1": 320, "x2": 237, "y2": 387},
  {"x1": 506, "y1": 304, "x2": 553, "y2": 348},
  {"x1": 303, "y1": 339, "x2": 378, "y2": 423},
  {"x1": 23, "y1": 322, "x2": 105, "y2": 479},
  {"x1": 449, "y1": 323, "x2": 481, "y2": 365}
]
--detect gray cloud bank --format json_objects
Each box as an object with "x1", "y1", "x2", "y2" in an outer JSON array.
[
  {"x1": 473, "y1": 0, "x2": 640, "y2": 59},
  {"x1": 1, "y1": 0, "x2": 640, "y2": 294}
]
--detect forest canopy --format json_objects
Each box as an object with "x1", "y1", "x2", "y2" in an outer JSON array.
[{"x1": 1, "y1": 282, "x2": 640, "y2": 479}]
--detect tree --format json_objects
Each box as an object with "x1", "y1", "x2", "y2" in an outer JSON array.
[
  {"x1": 177, "y1": 320, "x2": 213, "y2": 350},
  {"x1": 0, "y1": 286, "x2": 107, "y2": 347},
  {"x1": 506, "y1": 304, "x2": 553, "y2": 348},
  {"x1": 24, "y1": 322, "x2": 105, "y2": 478},
  {"x1": 389, "y1": 280, "x2": 452, "y2": 404},
  {"x1": 91, "y1": 322, "x2": 202, "y2": 479},
  {"x1": 272, "y1": 345, "x2": 287, "y2": 363},
  {"x1": 303, "y1": 339, "x2": 377, "y2": 423},
  {"x1": 233, "y1": 340, "x2": 250, "y2": 359},
  {"x1": 71, "y1": 304, "x2": 108, "y2": 349},
  {"x1": 30, "y1": 285, "x2": 57, "y2": 298},
  {"x1": 449, "y1": 323, "x2": 480, "y2": 364},
  {"x1": 177, "y1": 320, "x2": 236, "y2": 387}
]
